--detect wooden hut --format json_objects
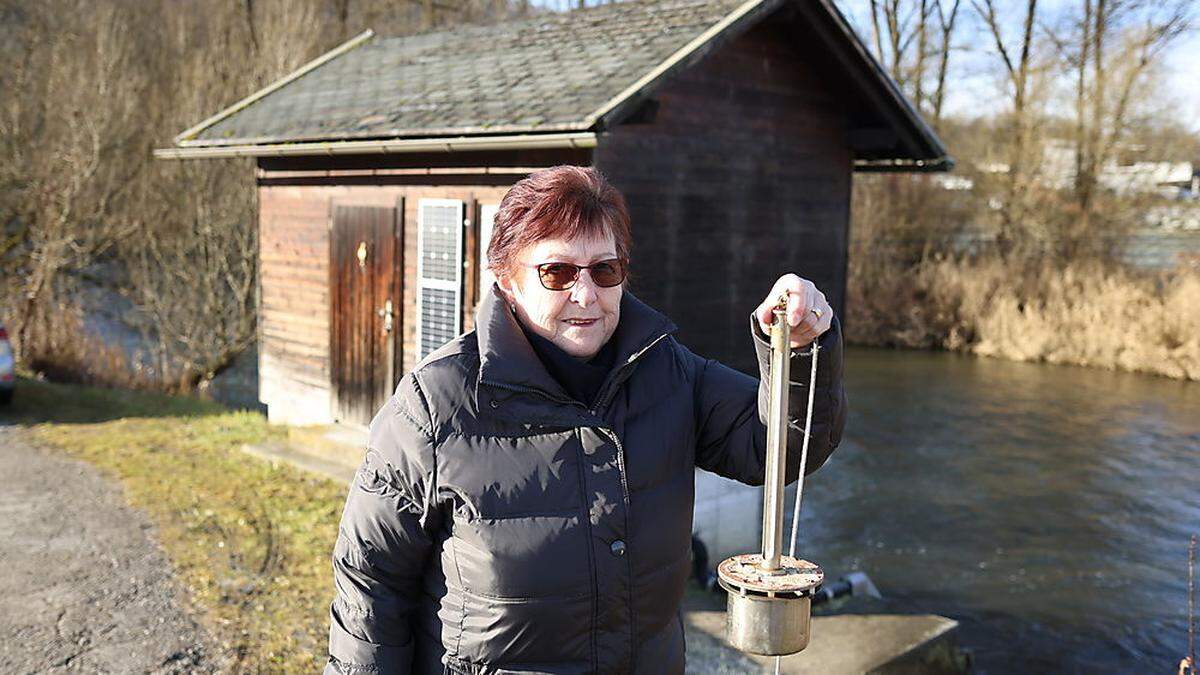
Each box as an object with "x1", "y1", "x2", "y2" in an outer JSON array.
[{"x1": 157, "y1": 0, "x2": 949, "y2": 427}]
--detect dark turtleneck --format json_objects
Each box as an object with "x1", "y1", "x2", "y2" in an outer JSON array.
[{"x1": 519, "y1": 319, "x2": 619, "y2": 408}]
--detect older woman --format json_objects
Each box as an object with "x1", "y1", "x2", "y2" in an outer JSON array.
[{"x1": 326, "y1": 166, "x2": 847, "y2": 674}]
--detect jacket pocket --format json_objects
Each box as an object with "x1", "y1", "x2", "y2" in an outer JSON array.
[{"x1": 450, "y1": 510, "x2": 591, "y2": 600}]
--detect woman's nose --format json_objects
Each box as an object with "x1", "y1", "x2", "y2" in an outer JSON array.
[{"x1": 570, "y1": 271, "x2": 598, "y2": 306}]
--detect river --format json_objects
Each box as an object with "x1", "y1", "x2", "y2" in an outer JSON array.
[{"x1": 796, "y1": 347, "x2": 1200, "y2": 673}]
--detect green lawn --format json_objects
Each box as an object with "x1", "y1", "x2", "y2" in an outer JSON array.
[{"x1": 2, "y1": 377, "x2": 346, "y2": 673}]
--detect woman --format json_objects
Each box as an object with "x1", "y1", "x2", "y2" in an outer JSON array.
[{"x1": 326, "y1": 166, "x2": 847, "y2": 674}]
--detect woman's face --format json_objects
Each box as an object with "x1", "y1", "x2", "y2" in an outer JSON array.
[{"x1": 497, "y1": 231, "x2": 622, "y2": 360}]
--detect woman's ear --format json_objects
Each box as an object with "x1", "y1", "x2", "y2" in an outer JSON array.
[{"x1": 495, "y1": 273, "x2": 517, "y2": 305}]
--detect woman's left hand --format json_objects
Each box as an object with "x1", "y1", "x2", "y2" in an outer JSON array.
[{"x1": 754, "y1": 273, "x2": 834, "y2": 348}]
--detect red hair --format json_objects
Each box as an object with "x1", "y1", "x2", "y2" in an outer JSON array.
[{"x1": 487, "y1": 166, "x2": 631, "y2": 277}]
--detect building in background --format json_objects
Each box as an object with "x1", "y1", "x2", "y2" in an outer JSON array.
[{"x1": 158, "y1": 0, "x2": 948, "y2": 427}]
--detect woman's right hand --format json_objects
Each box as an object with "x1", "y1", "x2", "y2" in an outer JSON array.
[{"x1": 753, "y1": 273, "x2": 834, "y2": 348}]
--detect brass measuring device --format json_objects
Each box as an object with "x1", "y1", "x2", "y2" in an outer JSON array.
[{"x1": 717, "y1": 293, "x2": 824, "y2": 662}]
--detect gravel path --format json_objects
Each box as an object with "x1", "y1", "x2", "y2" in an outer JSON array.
[{"x1": 0, "y1": 427, "x2": 227, "y2": 674}]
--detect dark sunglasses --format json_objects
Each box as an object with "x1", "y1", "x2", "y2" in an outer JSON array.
[{"x1": 532, "y1": 258, "x2": 627, "y2": 291}]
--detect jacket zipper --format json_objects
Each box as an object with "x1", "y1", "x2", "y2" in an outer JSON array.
[
  {"x1": 593, "y1": 333, "x2": 668, "y2": 674},
  {"x1": 590, "y1": 332, "x2": 671, "y2": 416},
  {"x1": 482, "y1": 331, "x2": 668, "y2": 674},
  {"x1": 597, "y1": 425, "x2": 637, "y2": 671}
]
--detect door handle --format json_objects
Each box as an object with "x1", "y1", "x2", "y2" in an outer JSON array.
[{"x1": 377, "y1": 299, "x2": 394, "y2": 334}]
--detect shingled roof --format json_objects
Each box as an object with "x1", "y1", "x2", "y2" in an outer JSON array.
[{"x1": 163, "y1": 0, "x2": 949, "y2": 168}]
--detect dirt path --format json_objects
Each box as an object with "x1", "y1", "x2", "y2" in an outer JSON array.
[{"x1": 0, "y1": 427, "x2": 227, "y2": 674}]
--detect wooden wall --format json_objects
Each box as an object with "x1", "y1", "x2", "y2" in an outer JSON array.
[
  {"x1": 258, "y1": 183, "x2": 511, "y2": 425},
  {"x1": 594, "y1": 16, "x2": 852, "y2": 375},
  {"x1": 258, "y1": 187, "x2": 333, "y2": 426}
]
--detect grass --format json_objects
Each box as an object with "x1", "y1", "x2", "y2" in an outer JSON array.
[{"x1": 2, "y1": 376, "x2": 346, "y2": 673}]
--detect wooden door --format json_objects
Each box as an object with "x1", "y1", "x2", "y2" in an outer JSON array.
[{"x1": 331, "y1": 204, "x2": 402, "y2": 426}]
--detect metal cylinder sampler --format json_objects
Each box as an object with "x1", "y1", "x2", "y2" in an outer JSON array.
[{"x1": 716, "y1": 299, "x2": 824, "y2": 658}]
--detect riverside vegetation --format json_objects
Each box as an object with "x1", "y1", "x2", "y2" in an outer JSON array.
[
  {"x1": 847, "y1": 252, "x2": 1200, "y2": 381},
  {"x1": 842, "y1": 0, "x2": 1198, "y2": 381}
]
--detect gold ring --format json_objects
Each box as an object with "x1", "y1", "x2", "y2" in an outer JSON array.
[{"x1": 811, "y1": 307, "x2": 823, "y2": 319}]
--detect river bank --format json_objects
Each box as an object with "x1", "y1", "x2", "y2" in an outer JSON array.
[{"x1": 846, "y1": 255, "x2": 1200, "y2": 381}]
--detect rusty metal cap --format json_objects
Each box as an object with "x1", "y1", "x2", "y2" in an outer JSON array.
[{"x1": 717, "y1": 553, "x2": 824, "y2": 597}]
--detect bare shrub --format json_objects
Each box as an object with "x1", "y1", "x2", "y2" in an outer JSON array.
[
  {"x1": 0, "y1": 0, "x2": 152, "y2": 361},
  {"x1": 20, "y1": 304, "x2": 152, "y2": 389}
]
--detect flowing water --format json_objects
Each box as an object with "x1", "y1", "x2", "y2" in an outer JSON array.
[{"x1": 796, "y1": 347, "x2": 1200, "y2": 673}]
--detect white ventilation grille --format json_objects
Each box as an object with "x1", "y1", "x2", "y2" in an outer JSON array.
[{"x1": 417, "y1": 199, "x2": 463, "y2": 360}]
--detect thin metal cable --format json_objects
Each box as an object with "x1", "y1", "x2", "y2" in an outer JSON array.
[
  {"x1": 1189, "y1": 534, "x2": 1196, "y2": 674},
  {"x1": 787, "y1": 342, "x2": 820, "y2": 559},
  {"x1": 775, "y1": 341, "x2": 820, "y2": 675}
]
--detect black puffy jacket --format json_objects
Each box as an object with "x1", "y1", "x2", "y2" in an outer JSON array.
[{"x1": 326, "y1": 286, "x2": 847, "y2": 674}]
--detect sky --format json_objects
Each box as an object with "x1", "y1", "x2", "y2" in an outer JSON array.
[
  {"x1": 836, "y1": 0, "x2": 1200, "y2": 132},
  {"x1": 1160, "y1": 31, "x2": 1200, "y2": 131},
  {"x1": 533, "y1": 0, "x2": 1200, "y2": 132}
]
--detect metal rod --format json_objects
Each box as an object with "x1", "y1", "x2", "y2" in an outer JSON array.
[{"x1": 760, "y1": 305, "x2": 791, "y2": 571}]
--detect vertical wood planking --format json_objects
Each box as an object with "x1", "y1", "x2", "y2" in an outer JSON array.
[
  {"x1": 594, "y1": 18, "x2": 852, "y2": 374},
  {"x1": 398, "y1": 195, "x2": 412, "y2": 389}
]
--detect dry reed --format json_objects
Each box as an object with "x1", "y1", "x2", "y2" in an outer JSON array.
[{"x1": 847, "y1": 254, "x2": 1200, "y2": 381}]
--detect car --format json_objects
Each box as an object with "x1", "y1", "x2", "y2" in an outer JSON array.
[{"x1": 0, "y1": 323, "x2": 13, "y2": 405}]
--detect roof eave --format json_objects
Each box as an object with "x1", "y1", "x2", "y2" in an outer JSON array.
[
  {"x1": 153, "y1": 131, "x2": 599, "y2": 160},
  {"x1": 810, "y1": 0, "x2": 949, "y2": 165},
  {"x1": 177, "y1": 120, "x2": 593, "y2": 148}
]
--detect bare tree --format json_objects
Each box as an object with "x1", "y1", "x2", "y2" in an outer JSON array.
[
  {"x1": 0, "y1": 0, "x2": 150, "y2": 362},
  {"x1": 972, "y1": 0, "x2": 1046, "y2": 253},
  {"x1": 0, "y1": 0, "x2": 538, "y2": 388},
  {"x1": 1070, "y1": 0, "x2": 1190, "y2": 232},
  {"x1": 930, "y1": 0, "x2": 962, "y2": 127},
  {"x1": 862, "y1": 0, "x2": 963, "y2": 129}
]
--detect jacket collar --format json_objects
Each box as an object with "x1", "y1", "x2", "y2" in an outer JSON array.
[{"x1": 475, "y1": 283, "x2": 677, "y2": 404}]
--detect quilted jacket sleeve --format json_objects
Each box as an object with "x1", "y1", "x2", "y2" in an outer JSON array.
[
  {"x1": 693, "y1": 313, "x2": 847, "y2": 485},
  {"x1": 324, "y1": 373, "x2": 441, "y2": 675}
]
